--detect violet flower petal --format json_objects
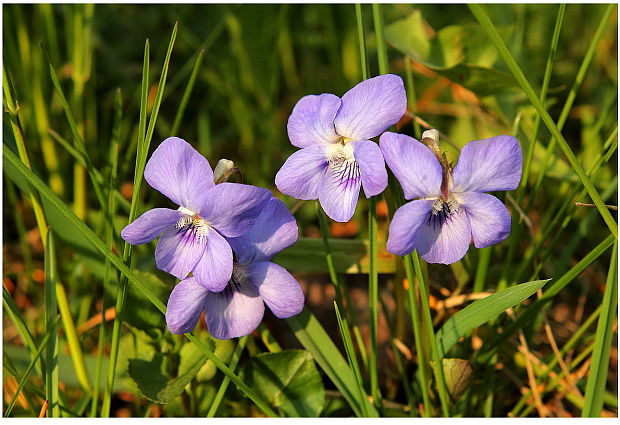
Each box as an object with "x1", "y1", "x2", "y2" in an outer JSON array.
[
  {"x1": 247, "y1": 261, "x2": 304, "y2": 319},
  {"x1": 121, "y1": 208, "x2": 183, "y2": 245},
  {"x1": 165, "y1": 277, "x2": 208, "y2": 334},
  {"x1": 353, "y1": 140, "x2": 388, "y2": 198},
  {"x1": 275, "y1": 144, "x2": 329, "y2": 200},
  {"x1": 200, "y1": 183, "x2": 271, "y2": 238},
  {"x1": 203, "y1": 281, "x2": 264, "y2": 340},
  {"x1": 154, "y1": 224, "x2": 207, "y2": 280},
  {"x1": 452, "y1": 135, "x2": 523, "y2": 193},
  {"x1": 380, "y1": 132, "x2": 443, "y2": 199},
  {"x1": 318, "y1": 161, "x2": 362, "y2": 222},
  {"x1": 334, "y1": 74, "x2": 406, "y2": 141},
  {"x1": 144, "y1": 137, "x2": 214, "y2": 211},
  {"x1": 192, "y1": 228, "x2": 233, "y2": 292},
  {"x1": 416, "y1": 207, "x2": 472, "y2": 265},
  {"x1": 227, "y1": 197, "x2": 298, "y2": 264},
  {"x1": 459, "y1": 191, "x2": 511, "y2": 248},
  {"x1": 386, "y1": 199, "x2": 435, "y2": 256},
  {"x1": 287, "y1": 93, "x2": 342, "y2": 148}
]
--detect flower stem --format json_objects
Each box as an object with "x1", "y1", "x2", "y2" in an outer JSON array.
[
  {"x1": 316, "y1": 202, "x2": 370, "y2": 417},
  {"x1": 411, "y1": 252, "x2": 451, "y2": 416}
]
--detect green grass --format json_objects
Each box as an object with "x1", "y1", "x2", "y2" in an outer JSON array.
[{"x1": 3, "y1": 3, "x2": 617, "y2": 418}]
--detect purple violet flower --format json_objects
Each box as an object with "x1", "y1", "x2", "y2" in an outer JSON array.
[
  {"x1": 165, "y1": 197, "x2": 304, "y2": 339},
  {"x1": 380, "y1": 131, "x2": 523, "y2": 264},
  {"x1": 121, "y1": 137, "x2": 271, "y2": 291},
  {"x1": 275, "y1": 74, "x2": 407, "y2": 222}
]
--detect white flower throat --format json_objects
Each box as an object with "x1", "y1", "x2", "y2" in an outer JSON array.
[
  {"x1": 327, "y1": 142, "x2": 359, "y2": 184},
  {"x1": 176, "y1": 207, "x2": 211, "y2": 242}
]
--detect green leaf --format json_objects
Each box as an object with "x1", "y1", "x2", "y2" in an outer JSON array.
[
  {"x1": 240, "y1": 349, "x2": 325, "y2": 417},
  {"x1": 287, "y1": 309, "x2": 378, "y2": 417},
  {"x1": 385, "y1": 10, "x2": 517, "y2": 95},
  {"x1": 128, "y1": 347, "x2": 207, "y2": 404},
  {"x1": 436, "y1": 279, "x2": 549, "y2": 357}
]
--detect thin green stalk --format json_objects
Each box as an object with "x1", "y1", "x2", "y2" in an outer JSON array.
[
  {"x1": 91, "y1": 138, "x2": 121, "y2": 416},
  {"x1": 529, "y1": 4, "x2": 612, "y2": 207},
  {"x1": 316, "y1": 203, "x2": 373, "y2": 416},
  {"x1": 355, "y1": 4, "x2": 368, "y2": 80},
  {"x1": 372, "y1": 4, "x2": 388, "y2": 75},
  {"x1": 368, "y1": 3, "x2": 389, "y2": 407},
  {"x1": 4, "y1": 147, "x2": 278, "y2": 418},
  {"x1": 473, "y1": 247, "x2": 492, "y2": 293},
  {"x1": 403, "y1": 255, "x2": 432, "y2": 416},
  {"x1": 582, "y1": 241, "x2": 618, "y2": 416},
  {"x1": 334, "y1": 302, "x2": 370, "y2": 417},
  {"x1": 287, "y1": 308, "x2": 378, "y2": 417},
  {"x1": 3, "y1": 67, "x2": 49, "y2": 243},
  {"x1": 469, "y1": 4, "x2": 617, "y2": 239},
  {"x1": 44, "y1": 229, "x2": 60, "y2": 417},
  {"x1": 47, "y1": 129, "x2": 131, "y2": 213},
  {"x1": 367, "y1": 197, "x2": 380, "y2": 406},
  {"x1": 55, "y1": 283, "x2": 91, "y2": 392},
  {"x1": 404, "y1": 56, "x2": 421, "y2": 137},
  {"x1": 207, "y1": 336, "x2": 247, "y2": 417},
  {"x1": 411, "y1": 252, "x2": 450, "y2": 416},
  {"x1": 41, "y1": 43, "x2": 108, "y2": 215},
  {"x1": 4, "y1": 317, "x2": 59, "y2": 417},
  {"x1": 3, "y1": 286, "x2": 44, "y2": 382},
  {"x1": 6, "y1": 180, "x2": 35, "y2": 290},
  {"x1": 170, "y1": 49, "x2": 205, "y2": 135},
  {"x1": 518, "y1": 3, "x2": 565, "y2": 201}
]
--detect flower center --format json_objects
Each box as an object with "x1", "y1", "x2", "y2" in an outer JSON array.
[
  {"x1": 175, "y1": 208, "x2": 211, "y2": 242},
  {"x1": 218, "y1": 264, "x2": 248, "y2": 298},
  {"x1": 327, "y1": 143, "x2": 360, "y2": 184},
  {"x1": 427, "y1": 197, "x2": 460, "y2": 229}
]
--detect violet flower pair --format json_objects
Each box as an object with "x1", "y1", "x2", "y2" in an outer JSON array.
[
  {"x1": 275, "y1": 75, "x2": 523, "y2": 265},
  {"x1": 121, "y1": 137, "x2": 303, "y2": 339}
]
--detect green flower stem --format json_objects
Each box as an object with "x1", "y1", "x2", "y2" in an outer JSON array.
[
  {"x1": 411, "y1": 252, "x2": 450, "y2": 416},
  {"x1": 403, "y1": 253, "x2": 432, "y2": 416},
  {"x1": 207, "y1": 336, "x2": 248, "y2": 417}
]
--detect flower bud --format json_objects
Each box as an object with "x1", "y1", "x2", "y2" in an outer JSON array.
[{"x1": 213, "y1": 159, "x2": 237, "y2": 184}]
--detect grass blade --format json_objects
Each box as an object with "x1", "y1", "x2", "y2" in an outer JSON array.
[
  {"x1": 411, "y1": 253, "x2": 450, "y2": 416},
  {"x1": 4, "y1": 317, "x2": 59, "y2": 417},
  {"x1": 435, "y1": 279, "x2": 549, "y2": 357},
  {"x1": 582, "y1": 241, "x2": 618, "y2": 416},
  {"x1": 334, "y1": 301, "x2": 370, "y2": 417},
  {"x1": 207, "y1": 336, "x2": 247, "y2": 417},
  {"x1": 170, "y1": 49, "x2": 205, "y2": 135},
  {"x1": 44, "y1": 228, "x2": 60, "y2": 417},
  {"x1": 3, "y1": 286, "x2": 42, "y2": 377},
  {"x1": 468, "y1": 4, "x2": 618, "y2": 238},
  {"x1": 286, "y1": 308, "x2": 378, "y2": 417}
]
